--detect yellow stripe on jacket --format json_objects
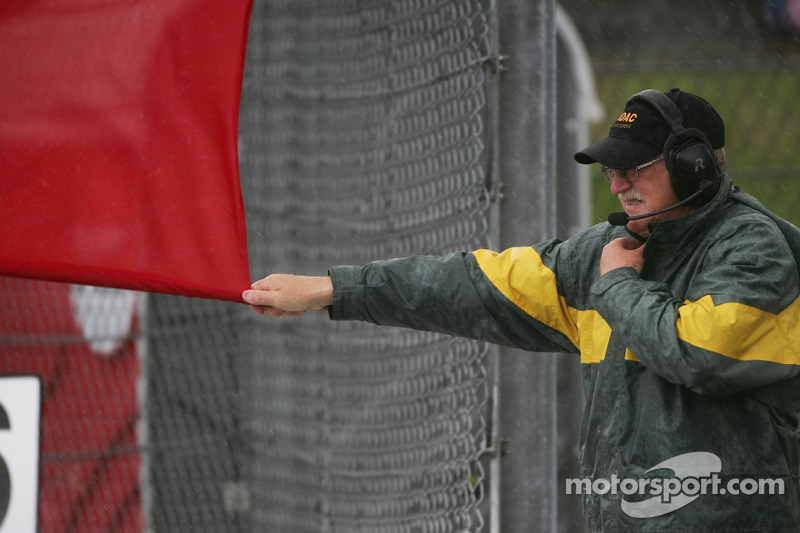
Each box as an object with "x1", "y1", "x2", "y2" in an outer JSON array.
[
  {"x1": 676, "y1": 294, "x2": 800, "y2": 366},
  {"x1": 473, "y1": 247, "x2": 613, "y2": 364}
]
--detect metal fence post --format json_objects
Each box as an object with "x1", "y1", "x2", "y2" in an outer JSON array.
[{"x1": 495, "y1": 0, "x2": 559, "y2": 531}]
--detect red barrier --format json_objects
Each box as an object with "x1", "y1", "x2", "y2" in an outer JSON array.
[{"x1": 0, "y1": 277, "x2": 143, "y2": 532}]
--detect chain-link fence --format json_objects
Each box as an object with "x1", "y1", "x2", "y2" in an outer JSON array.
[
  {"x1": 148, "y1": 1, "x2": 496, "y2": 532},
  {"x1": 238, "y1": 2, "x2": 493, "y2": 530}
]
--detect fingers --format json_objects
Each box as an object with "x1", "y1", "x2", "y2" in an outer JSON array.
[
  {"x1": 243, "y1": 274, "x2": 334, "y2": 318},
  {"x1": 250, "y1": 277, "x2": 274, "y2": 291},
  {"x1": 600, "y1": 238, "x2": 646, "y2": 276},
  {"x1": 248, "y1": 274, "x2": 333, "y2": 310},
  {"x1": 610, "y1": 237, "x2": 645, "y2": 251},
  {"x1": 242, "y1": 288, "x2": 273, "y2": 307},
  {"x1": 246, "y1": 301, "x2": 307, "y2": 318},
  {"x1": 243, "y1": 290, "x2": 283, "y2": 317},
  {"x1": 243, "y1": 288, "x2": 278, "y2": 317},
  {"x1": 264, "y1": 307, "x2": 307, "y2": 318},
  {"x1": 242, "y1": 287, "x2": 307, "y2": 312}
]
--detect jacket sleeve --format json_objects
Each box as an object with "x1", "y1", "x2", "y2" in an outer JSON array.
[
  {"x1": 590, "y1": 214, "x2": 800, "y2": 397},
  {"x1": 328, "y1": 248, "x2": 580, "y2": 354}
]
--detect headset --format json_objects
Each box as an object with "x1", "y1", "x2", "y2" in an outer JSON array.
[{"x1": 627, "y1": 89, "x2": 720, "y2": 204}]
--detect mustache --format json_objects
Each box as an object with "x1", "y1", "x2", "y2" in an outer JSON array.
[{"x1": 618, "y1": 191, "x2": 643, "y2": 203}]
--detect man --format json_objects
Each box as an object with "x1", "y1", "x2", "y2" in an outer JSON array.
[{"x1": 243, "y1": 88, "x2": 800, "y2": 531}]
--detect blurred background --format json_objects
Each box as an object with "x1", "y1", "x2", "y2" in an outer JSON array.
[{"x1": 560, "y1": 0, "x2": 800, "y2": 225}]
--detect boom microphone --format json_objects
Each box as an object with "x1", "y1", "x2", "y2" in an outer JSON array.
[
  {"x1": 607, "y1": 211, "x2": 634, "y2": 227},
  {"x1": 607, "y1": 180, "x2": 712, "y2": 227}
]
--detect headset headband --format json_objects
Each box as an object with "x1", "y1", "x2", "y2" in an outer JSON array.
[
  {"x1": 625, "y1": 89, "x2": 720, "y2": 204},
  {"x1": 627, "y1": 89, "x2": 687, "y2": 139}
]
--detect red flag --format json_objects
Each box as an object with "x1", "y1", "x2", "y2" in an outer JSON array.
[{"x1": 0, "y1": 0, "x2": 253, "y2": 302}]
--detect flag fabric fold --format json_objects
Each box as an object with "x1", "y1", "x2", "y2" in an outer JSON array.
[{"x1": 0, "y1": 0, "x2": 254, "y2": 302}]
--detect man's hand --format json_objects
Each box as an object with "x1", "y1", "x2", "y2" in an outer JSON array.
[
  {"x1": 600, "y1": 238, "x2": 645, "y2": 276},
  {"x1": 242, "y1": 274, "x2": 334, "y2": 317}
]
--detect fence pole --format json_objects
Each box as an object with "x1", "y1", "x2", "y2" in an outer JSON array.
[{"x1": 496, "y1": 0, "x2": 559, "y2": 531}]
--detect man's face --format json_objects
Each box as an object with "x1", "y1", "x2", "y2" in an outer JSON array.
[{"x1": 608, "y1": 159, "x2": 692, "y2": 237}]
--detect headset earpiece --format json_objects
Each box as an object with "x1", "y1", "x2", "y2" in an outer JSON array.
[
  {"x1": 627, "y1": 90, "x2": 720, "y2": 205},
  {"x1": 663, "y1": 127, "x2": 718, "y2": 201}
]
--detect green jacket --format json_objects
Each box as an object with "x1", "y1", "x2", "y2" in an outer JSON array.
[{"x1": 329, "y1": 175, "x2": 800, "y2": 532}]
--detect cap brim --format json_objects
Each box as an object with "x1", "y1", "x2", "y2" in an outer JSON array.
[{"x1": 574, "y1": 136, "x2": 661, "y2": 169}]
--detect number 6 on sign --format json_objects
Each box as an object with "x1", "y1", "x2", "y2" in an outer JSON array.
[{"x1": 0, "y1": 376, "x2": 41, "y2": 533}]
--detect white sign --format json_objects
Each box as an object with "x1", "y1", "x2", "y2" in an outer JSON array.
[{"x1": 0, "y1": 376, "x2": 41, "y2": 533}]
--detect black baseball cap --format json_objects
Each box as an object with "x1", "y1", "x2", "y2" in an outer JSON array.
[{"x1": 574, "y1": 88, "x2": 725, "y2": 169}]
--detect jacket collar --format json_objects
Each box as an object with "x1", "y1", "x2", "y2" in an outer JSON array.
[{"x1": 639, "y1": 174, "x2": 733, "y2": 245}]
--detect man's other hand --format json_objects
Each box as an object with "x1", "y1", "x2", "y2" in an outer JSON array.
[{"x1": 600, "y1": 238, "x2": 645, "y2": 276}]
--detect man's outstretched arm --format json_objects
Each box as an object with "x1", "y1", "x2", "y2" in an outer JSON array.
[{"x1": 242, "y1": 274, "x2": 333, "y2": 317}]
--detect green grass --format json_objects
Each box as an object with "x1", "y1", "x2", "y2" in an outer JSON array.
[{"x1": 588, "y1": 69, "x2": 800, "y2": 227}]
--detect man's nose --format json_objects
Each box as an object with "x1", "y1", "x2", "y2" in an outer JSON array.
[{"x1": 609, "y1": 172, "x2": 632, "y2": 195}]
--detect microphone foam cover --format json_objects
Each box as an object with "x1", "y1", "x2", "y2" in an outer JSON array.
[{"x1": 607, "y1": 212, "x2": 630, "y2": 226}]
